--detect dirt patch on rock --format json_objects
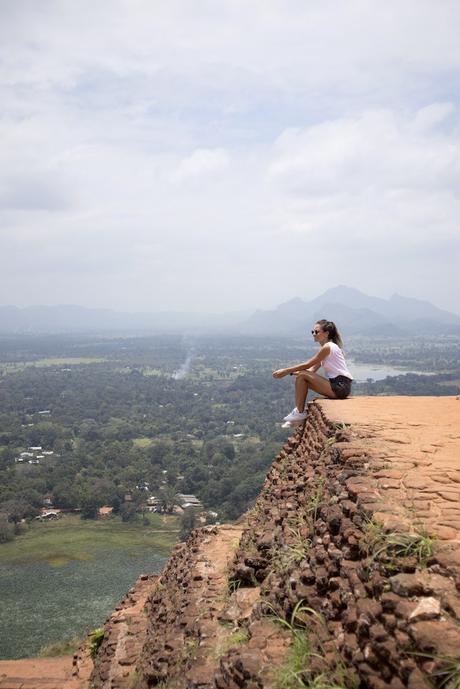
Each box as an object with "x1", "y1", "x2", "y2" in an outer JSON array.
[{"x1": 0, "y1": 655, "x2": 90, "y2": 689}]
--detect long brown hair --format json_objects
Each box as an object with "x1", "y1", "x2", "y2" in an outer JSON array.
[{"x1": 316, "y1": 319, "x2": 344, "y2": 349}]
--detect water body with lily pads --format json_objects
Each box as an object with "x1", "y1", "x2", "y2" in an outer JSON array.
[{"x1": 0, "y1": 547, "x2": 167, "y2": 659}]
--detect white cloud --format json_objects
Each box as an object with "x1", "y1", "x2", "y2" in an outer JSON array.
[
  {"x1": 266, "y1": 106, "x2": 460, "y2": 262},
  {"x1": 412, "y1": 102, "x2": 456, "y2": 132},
  {"x1": 172, "y1": 148, "x2": 230, "y2": 182},
  {"x1": 269, "y1": 107, "x2": 460, "y2": 195},
  {"x1": 2, "y1": 2, "x2": 460, "y2": 93},
  {"x1": 0, "y1": 1, "x2": 460, "y2": 313}
]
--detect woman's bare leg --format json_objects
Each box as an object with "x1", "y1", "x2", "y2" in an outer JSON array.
[
  {"x1": 294, "y1": 371, "x2": 337, "y2": 411},
  {"x1": 294, "y1": 374, "x2": 309, "y2": 412}
]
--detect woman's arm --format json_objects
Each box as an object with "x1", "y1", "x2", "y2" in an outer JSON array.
[{"x1": 272, "y1": 344, "x2": 330, "y2": 378}]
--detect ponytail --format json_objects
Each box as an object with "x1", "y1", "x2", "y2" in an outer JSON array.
[{"x1": 316, "y1": 319, "x2": 344, "y2": 349}]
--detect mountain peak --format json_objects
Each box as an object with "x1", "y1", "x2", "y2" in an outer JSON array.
[
  {"x1": 319, "y1": 285, "x2": 367, "y2": 299},
  {"x1": 276, "y1": 297, "x2": 307, "y2": 311},
  {"x1": 243, "y1": 285, "x2": 460, "y2": 335}
]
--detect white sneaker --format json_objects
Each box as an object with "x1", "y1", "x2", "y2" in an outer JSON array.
[
  {"x1": 283, "y1": 408, "x2": 307, "y2": 423},
  {"x1": 282, "y1": 419, "x2": 306, "y2": 428}
]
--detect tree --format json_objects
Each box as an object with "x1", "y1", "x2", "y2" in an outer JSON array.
[
  {"x1": 52, "y1": 482, "x2": 77, "y2": 509},
  {"x1": 148, "y1": 441, "x2": 170, "y2": 467},
  {"x1": 120, "y1": 502, "x2": 137, "y2": 522},
  {"x1": 80, "y1": 494, "x2": 100, "y2": 520},
  {"x1": 0, "y1": 448, "x2": 15, "y2": 471},
  {"x1": 0, "y1": 516, "x2": 15, "y2": 544},
  {"x1": 92, "y1": 478, "x2": 117, "y2": 505},
  {"x1": 221, "y1": 441, "x2": 235, "y2": 461},
  {"x1": 111, "y1": 495, "x2": 122, "y2": 514},
  {"x1": 159, "y1": 485, "x2": 177, "y2": 513},
  {"x1": 0, "y1": 498, "x2": 38, "y2": 523},
  {"x1": 179, "y1": 507, "x2": 199, "y2": 541}
]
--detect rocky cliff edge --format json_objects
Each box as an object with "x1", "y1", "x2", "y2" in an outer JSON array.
[{"x1": 7, "y1": 397, "x2": 459, "y2": 689}]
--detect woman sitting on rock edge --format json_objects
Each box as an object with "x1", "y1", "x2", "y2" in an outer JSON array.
[{"x1": 273, "y1": 319, "x2": 353, "y2": 424}]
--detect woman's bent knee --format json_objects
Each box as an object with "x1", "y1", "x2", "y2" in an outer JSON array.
[{"x1": 298, "y1": 371, "x2": 313, "y2": 381}]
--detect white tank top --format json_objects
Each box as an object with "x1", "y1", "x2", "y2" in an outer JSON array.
[{"x1": 321, "y1": 341, "x2": 353, "y2": 380}]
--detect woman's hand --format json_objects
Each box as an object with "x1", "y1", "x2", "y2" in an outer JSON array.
[{"x1": 272, "y1": 368, "x2": 288, "y2": 379}]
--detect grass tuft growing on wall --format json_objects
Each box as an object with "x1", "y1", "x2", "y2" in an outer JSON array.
[{"x1": 361, "y1": 519, "x2": 435, "y2": 566}]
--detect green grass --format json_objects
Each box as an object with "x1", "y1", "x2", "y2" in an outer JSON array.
[
  {"x1": 277, "y1": 631, "x2": 316, "y2": 689},
  {"x1": 361, "y1": 519, "x2": 436, "y2": 566},
  {"x1": 88, "y1": 628, "x2": 105, "y2": 658},
  {"x1": 229, "y1": 629, "x2": 249, "y2": 644},
  {"x1": 38, "y1": 634, "x2": 83, "y2": 657},
  {"x1": 270, "y1": 602, "x2": 323, "y2": 689},
  {"x1": 0, "y1": 513, "x2": 179, "y2": 566},
  {"x1": 142, "y1": 367, "x2": 163, "y2": 377},
  {"x1": 189, "y1": 365, "x2": 241, "y2": 381},
  {"x1": 114, "y1": 366, "x2": 163, "y2": 376},
  {"x1": 213, "y1": 628, "x2": 250, "y2": 659},
  {"x1": 34, "y1": 357, "x2": 107, "y2": 366},
  {"x1": 431, "y1": 658, "x2": 460, "y2": 689},
  {"x1": 279, "y1": 526, "x2": 312, "y2": 568},
  {"x1": 410, "y1": 652, "x2": 460, "y2": 689},
  {"x1": 268, "y1": 602, "x2": 352, "y2": 689},
  {"x1": 0, "y1": 357, "x2": 107, "y2": 373},
  {"x1": 132, "y1": 436, "x2": 154, "y2": 448}
]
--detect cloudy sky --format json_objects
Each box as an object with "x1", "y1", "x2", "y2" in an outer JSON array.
[{"x1": 1, "y1": 1, "x2": 460, "y2": 314}]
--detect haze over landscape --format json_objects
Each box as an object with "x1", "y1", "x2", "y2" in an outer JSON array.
[
  {"x1": 1, "y1": 286, "x2": 460, "y2": 335},
  {"x1": 1, "y1": 1, "x2": 460, "y2": 315}
]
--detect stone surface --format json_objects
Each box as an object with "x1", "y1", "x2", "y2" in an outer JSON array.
[
  {"x1": 90, "y1": 574, "x2": 159, "y2": 689},
  {"x1": 320, "y1": 397, "x2": 460, "y2": 545},
  {"x1": 408, "y1": 597, "x2": 441, "y2": 621}
]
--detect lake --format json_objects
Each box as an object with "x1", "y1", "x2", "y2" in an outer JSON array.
[
  {"x1": 348, "y1": 360, "x2": 426, "y2": 382},
  {"x1": 0, "y1": 547, "x2": 168, "y2": 659}
]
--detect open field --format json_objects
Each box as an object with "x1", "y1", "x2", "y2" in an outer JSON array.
[
  {"x1": 114, "y1": 366, "x2": 164, "y2": 376},
  {"x1": 132, "y1": 436, "x2": 154, "y2": 448},
  {"x1": 0, "y1": 513, "x2": 179, "y2": 566},
  {"x1": 142, "y1": 366, "x2": 163, "y2": 376},
  {"x1": 33, "y1": 357, "x2": 107, "y2": 366},
  {"x1": 0, "y1": 357, "x2": 107, "y2": 373}
]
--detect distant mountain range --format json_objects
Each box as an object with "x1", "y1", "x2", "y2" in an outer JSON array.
[
  {"x1": 241, "y1": 285, "x2": 460, "y2": 336},
  {"x1": 1, "y1": 286, "x2": 459, "y2": 336}
]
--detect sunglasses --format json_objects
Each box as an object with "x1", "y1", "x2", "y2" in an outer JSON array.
[{"x1": 311, "y1": 329, "x2": 321, "y2": 335}]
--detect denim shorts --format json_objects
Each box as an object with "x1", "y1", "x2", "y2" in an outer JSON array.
[{"x1": 329, "y1": 375, "x2": 352, "y2": 399}]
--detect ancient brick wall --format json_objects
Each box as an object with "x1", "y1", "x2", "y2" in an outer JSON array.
[
  {"x1": 90, "y1": 574, "x2": 158, "y2": 689},
  {"x1": 224, "y1": 403, "x2": 460, "y2": 689},
  {"x1": 90, "y1": 401, "x2": 460, "y2": 689}
]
